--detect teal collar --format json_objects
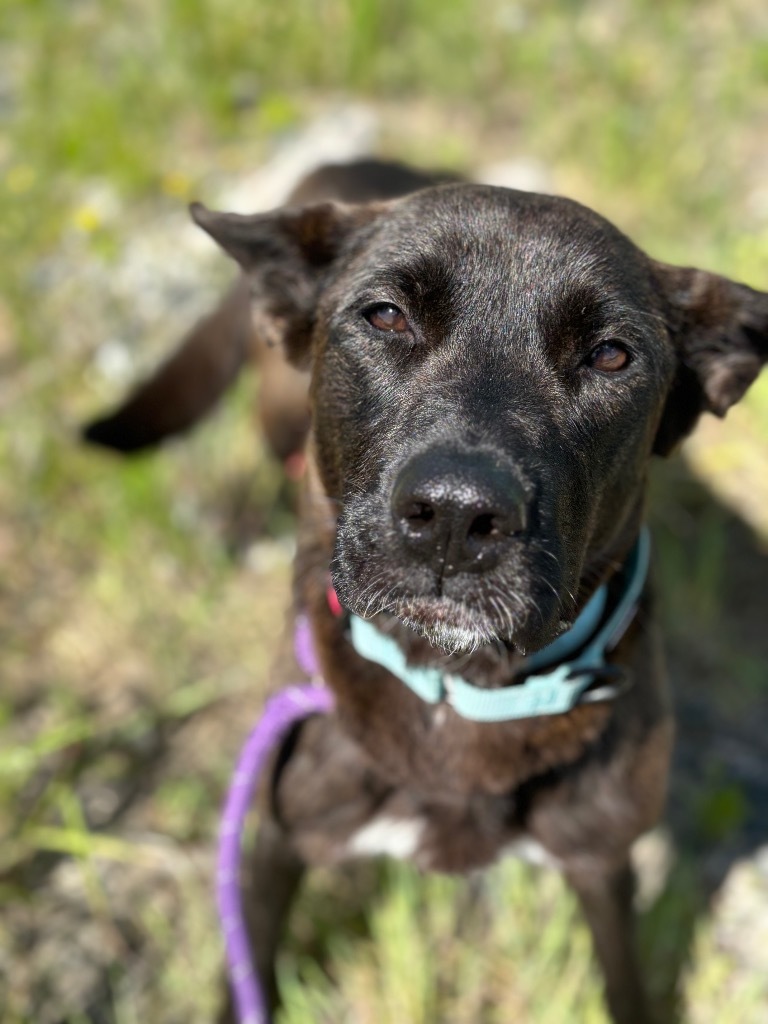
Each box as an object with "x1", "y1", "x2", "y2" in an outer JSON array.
[{"x1": 349, "y1": 529, "x2": 650, "y2": 722}]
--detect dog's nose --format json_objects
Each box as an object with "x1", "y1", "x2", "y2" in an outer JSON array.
[{"x1": 391, "y1": 449, "x2": 527, "y2": 575}]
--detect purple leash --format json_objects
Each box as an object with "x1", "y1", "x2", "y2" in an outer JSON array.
[{"x1": 217, "y1": 615, "x2": 334, "y2": 1024}]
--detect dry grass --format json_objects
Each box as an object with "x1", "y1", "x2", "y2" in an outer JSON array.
[{"x1": 2, "y1": 1, "x2": 768, "y2": 1020}]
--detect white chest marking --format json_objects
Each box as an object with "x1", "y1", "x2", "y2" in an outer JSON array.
[
  {"x1": 504, "y1": 837, "x2": 561, "y2": 869},
  {"x1": 347, "y1": 815, "x2": 425, "y2": 861}
]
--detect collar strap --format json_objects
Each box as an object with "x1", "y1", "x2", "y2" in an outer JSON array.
[{"x1": 349, "y1": 529, "x2": 650, "y2": 722}]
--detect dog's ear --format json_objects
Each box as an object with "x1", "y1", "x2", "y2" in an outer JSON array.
[
  {"x1": 190, "y1": 201, "x2": 378, "y2": 366},
  {"x1": 652, "y1": 262, "x2": 768, "y2": 455}
]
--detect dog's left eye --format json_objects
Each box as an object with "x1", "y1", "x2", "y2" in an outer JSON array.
[
  {"x1": 586, "y1": 342, "x2": 631, "y2": 373},
  {"x1": 363, "y1": 303, "x2": 410, "y2": 334}
]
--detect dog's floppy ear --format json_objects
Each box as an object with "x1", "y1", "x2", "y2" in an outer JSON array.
[
  {"x1": 652, "y1": 263, "x2": 768, "y2": 455},
  {"x1": 190, "y1": 201, "x2": 378, "y2": 366}
]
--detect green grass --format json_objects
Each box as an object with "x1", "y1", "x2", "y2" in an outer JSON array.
[
  {"x1": 2, "y1": 0, "x2": 768, "y2": 1021},
  {"x1": 281, "y1": 857, "x2": 768, "y2": 1024},
  {"x1": 4, "y1": 0, "x2": 768, "y2": 277}
]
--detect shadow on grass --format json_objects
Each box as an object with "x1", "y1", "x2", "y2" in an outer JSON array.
[{"x1": 636, "y1": 453, "x2": 768, "y2": 1022}]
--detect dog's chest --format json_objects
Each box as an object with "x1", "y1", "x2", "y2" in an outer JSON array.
[
  {"x1": 308, "y1": 605, "x2": 612, "y2": 796},
  {"x1": 338, "y1": 678, "x2": 610, "y2": 797},
  {"x1": 342, "y1": 797, "x2": 559, "y2": 873},
  {"x1": 279, "y1": 707, "x2": 575, "y2": 874}
]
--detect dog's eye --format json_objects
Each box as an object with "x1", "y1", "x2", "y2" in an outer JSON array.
[
  {"x1": 586, "y1": 342, "x2": 631, "y2": 373},
  {"x1": 363, "y1": 303, "x2": 410, "y2": 334}
]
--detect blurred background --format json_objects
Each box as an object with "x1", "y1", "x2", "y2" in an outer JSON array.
[{"x1": 2, "y1": 1, "x2": 768, "y2": 1021}]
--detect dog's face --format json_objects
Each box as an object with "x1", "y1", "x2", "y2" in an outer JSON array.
[
  {"x1": 193, "y1": 185, "x2": 768, "y2": 654},
  {"x1": 310, "y1": 187, "x2": 676, "y2": 654}
]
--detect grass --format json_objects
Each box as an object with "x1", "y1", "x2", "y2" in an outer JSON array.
[
  {"x1": 279, "y1": 862, "x2": 606, "y2": 1024},
  {"x1": 277, "y1": 856, "x2": 768, "y2": 1024},
  {"x1": 2, "y1": 0, "x2": 768, "y2": 1021}
]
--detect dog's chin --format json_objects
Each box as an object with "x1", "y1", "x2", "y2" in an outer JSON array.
[{"x1": 392, "y1": 595, "x2": 505, "y2": 655}]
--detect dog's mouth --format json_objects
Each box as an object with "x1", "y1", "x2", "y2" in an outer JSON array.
[
  {"x1": 391, "y1": 593, "x2": 508, "y2": 655},
  {"x1": 331, "y1": 564, "x2": 566, "y2": 657}
]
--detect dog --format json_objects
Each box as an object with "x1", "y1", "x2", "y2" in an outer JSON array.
[{"x1": 85, "y1": 160, "x2": 768, "y2": 1024}]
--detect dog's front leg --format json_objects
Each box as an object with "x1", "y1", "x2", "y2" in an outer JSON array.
[
  {"x1": 216, "y1": 710, "x2": 393, "y2": 1023},
  {"x1": 244, "y1": 818, "x2": 306, "y2": 1016},
  {"x1": 566, "y1": 859, "x2": 653, "y2": 1024},
  {"x1": 217, "y1": 816, "x2": 305, "y2": 1024}
]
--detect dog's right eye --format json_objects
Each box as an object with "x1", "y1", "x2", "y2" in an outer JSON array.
[{"x1": 362, "y1": 303, "x2": 410, "y2": 334}]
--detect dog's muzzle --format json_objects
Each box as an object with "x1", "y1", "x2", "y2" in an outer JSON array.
[{"x1": 391, "y1": 447, "x2": 528, "y2": 576}]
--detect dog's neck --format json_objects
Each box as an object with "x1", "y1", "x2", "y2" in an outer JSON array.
[{"x1": 341, "y1": 531, "x2": 648, "y2": 722}]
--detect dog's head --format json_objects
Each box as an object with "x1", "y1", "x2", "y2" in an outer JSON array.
[{"x1": 193, "y1": 185, "x2": 768, "y2": 654}]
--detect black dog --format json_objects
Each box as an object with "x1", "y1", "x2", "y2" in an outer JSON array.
[{"x1": 86, "y1": 161, "x2": 768, "y2": 1024}]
